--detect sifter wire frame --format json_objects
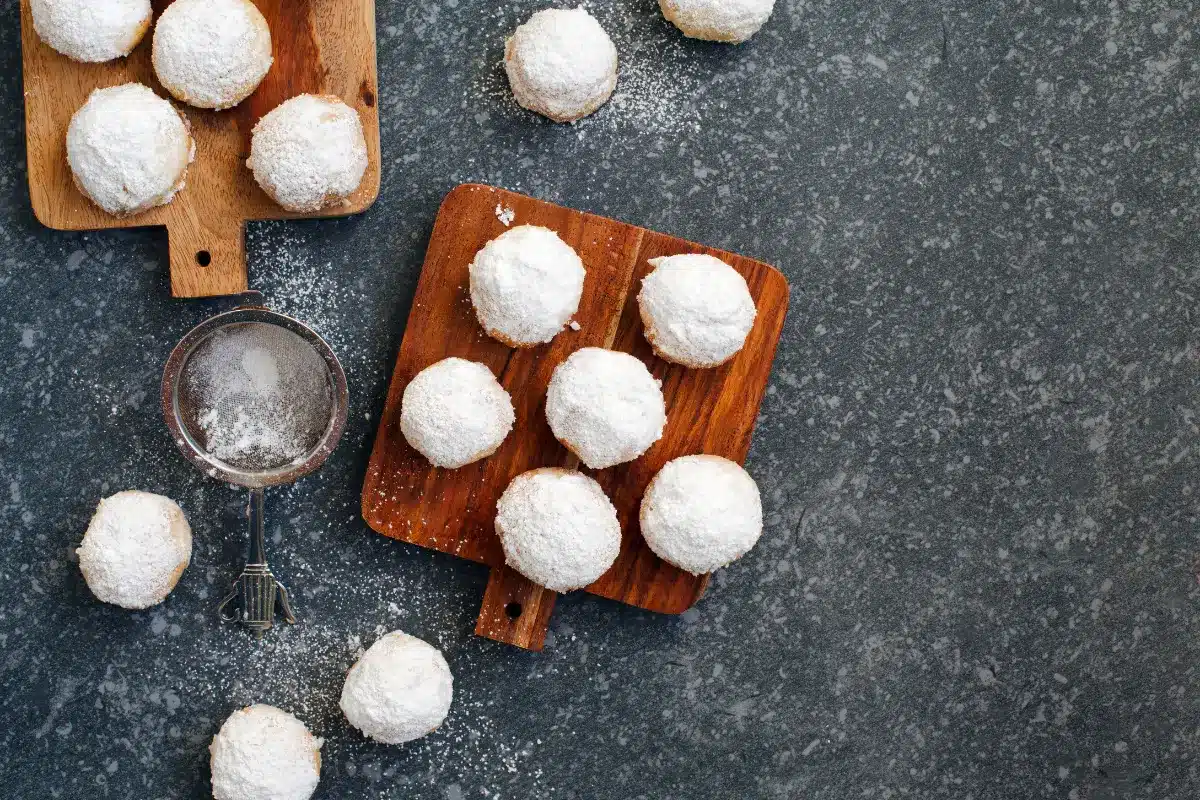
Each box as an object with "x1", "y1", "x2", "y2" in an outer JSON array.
[
  {"x1": 161, "y1": 306, "x2": 349, "y2": 489},
  {"x1": 161, "y1": 303, "x2": 350, "y2": 636}
]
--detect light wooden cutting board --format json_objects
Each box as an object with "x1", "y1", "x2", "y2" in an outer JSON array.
[{"x1": 20, "y1": 0, "x2": 381, "y2": 297}]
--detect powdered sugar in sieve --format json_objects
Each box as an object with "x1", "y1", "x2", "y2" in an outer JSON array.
[{"x1": 180, "y1": 322, "x2": 333, "y2": 472}]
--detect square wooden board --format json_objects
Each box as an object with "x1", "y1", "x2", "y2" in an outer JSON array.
[
  {"x1": 20, "y1": 0, "x2": 381, "y2": 297},
  {"x1": 362, "y1": 184, "x2": 790, "y2": 650}
]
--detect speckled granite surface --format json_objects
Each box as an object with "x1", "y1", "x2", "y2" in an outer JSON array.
[{"x1": 2, "y1": 1, "x2": 1198, "y2": 798}]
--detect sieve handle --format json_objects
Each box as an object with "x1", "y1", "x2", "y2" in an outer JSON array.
[
  {"x1": 247, "y1": 487, "x2": 267, "y2": 565},
  {"x1": 217, "y1": 488, "x2": 297, "y2": 637}
]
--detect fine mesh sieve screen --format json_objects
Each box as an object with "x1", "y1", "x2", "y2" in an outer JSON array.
[{"x1": 177, "y1": 323, "x2": 334, "y2": 473}]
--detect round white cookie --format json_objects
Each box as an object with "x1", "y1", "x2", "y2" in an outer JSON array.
[
  {"x1": 152, "y1": 0, "x2": 273, "y2": 110},
  {"x1": 637, "y1": 253, "x2": 757, "y2": 368},
  {"x1": 504, "y1": 7, "x2": 618, "y2": 122},
  {"x1": 67, "y1": 83, "x2": 194, "y2": 217},
  {"x1": 31, "y1": 0, "x2": 151, "y2": 63},
  {"x1": 76, "y1": 490, "x2": 192, "y2": 610},
  {"x1": 545, "y1": 347, "x2": 666, "y2": 469},
  {"x1": 247, "y1": 94, "x2": 370, "y2": 213},
  {"x1": 210, "y1": 705, "x2": 322, "y2": 800},
  {"x1": 469, "y1": 225, "x2": 586, "y2": 347},
  {"x1": 659, "y1": 0, "x2": 777, "y2": 43},
  {"x1": 496, "y1": 468, "x2": 621, "y2": 592},
  {"x1": 340, "y1": 631, "x2": 454, "y2": 745},
  {"x1": 400, "y1": 357, "x2": 515, "y2": 469},
  {"x1": 640, "y1": 455, "x2": 763, "y2": 575}
]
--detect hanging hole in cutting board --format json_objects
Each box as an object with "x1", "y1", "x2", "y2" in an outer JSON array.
[
  {"x1": 196, "y1": 250, "x2": 212, "y2": 267},
  {"x1": 504, "y1": 602, "x2": 522, "y2": 619}
]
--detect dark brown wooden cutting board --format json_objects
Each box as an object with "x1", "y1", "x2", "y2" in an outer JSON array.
[
  {"x1": 362, "y1": 184, "x2": 789, "y2": 650},
  {"x1": 20, "y1": 0, "x2": 381, "y2": 297}
]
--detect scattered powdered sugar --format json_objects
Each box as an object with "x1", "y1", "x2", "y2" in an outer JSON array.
[
  {"x1": 66, "y1": 83, "x2": 193, "y2": 216},
  {"x1": 638, "y1": 253, "x2": 757, "y2": 368},
  {"x1": 90, "y1": 517, "x2": 562, "y2": 795},
  {"x1": 339, "y1": 631, "x2": 454, "y2": 744},
  {"x1": 590, "y1": 33, "x2": 703, "y2": 135},
  {"x1": 247, "y1": 224, "x2": 380, "y2": 377},
  {"x1": 568, "y1": 320, "x2": 581, "y2": 331},
  {"x1": 249, "y1": 230, "x2": 346, "y2": 353},
  {"x1": 495, "y1": 204, "x2": 515, "y2": 226},
  {"x1": 209, "y1": 704, "x2": 322, "y2": 800},
  {"x1": 545, "y1": 347, "x2": 666, "y2": 469},
  {"x1": 76, "y1": 490, "x2": 192, "y2": 609},
  {"x1": 495, "y1": 469, "x2": 621, "y2": 591},
  {"x1": 640, "y1": 454, "x2": 763, "y2": 574},
  {"x1": 152, "y1": 0, "x2": 273, "y2": 109},
  {"x1": 30, "y1": 0, "x2": 150, "y2": 63},
  {"x1": 168, "y1": 610, "x2": 555, "y2": 794},
  {"x1": 243, "y1": 223, "x2": 388, "y2": 442},
  {"x1": 400, "y1": 358, "x2": 515, "y2": 469},
  {"x1": 183, "y1": 323, "x2": 332, "y2": 471}
]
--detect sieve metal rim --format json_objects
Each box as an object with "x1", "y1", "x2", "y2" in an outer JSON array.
[{"x1": 160, "y1": 306, "x2": 350, "y2": 489}]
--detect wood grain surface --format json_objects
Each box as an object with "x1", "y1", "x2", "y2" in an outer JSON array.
[
  {"x1": 20, "y1": 0, "x2": 381, "y2": 297},
  {"x1": 362, "y1": 184, "x2": 790, "y2": 651}
]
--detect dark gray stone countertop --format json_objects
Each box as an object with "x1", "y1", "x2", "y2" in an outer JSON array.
[{"x1": 1, "y1": 1, "x2": 1198, "y2": 798}]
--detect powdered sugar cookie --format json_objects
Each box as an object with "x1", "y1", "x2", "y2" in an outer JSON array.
[
  {"x1": 496, "y1": 468, "x2": 621, "y2": 592},
  {"x1": 152, "y1": 0, "x2": 273, "y2": 110},
  {"x1": 640, "y1": 455, "x2": 763, "y2": 575},
  {"x1": 400, "y1": 357, "x2": 515, "y2": 469},
  {"x1": 637, "y1": 253, "x2": 757, "y2": 368},
  {"x1": 76, "y1": 490, "x2": 192, "y2": 609},
  {"x1": 504, "y1": 7, "x2": 618, "y2": 122},
  {"x1": 210, "y1": 705, "x2": 322, "y2": 800},
  {"x1": 659, "y1": 0, "x2": 776, "y2": 43},
  {"x1": 545, "y1": 347, "x2": 666, "y2": 469},
  {"x1": 247, "y1": 94, "x2": 369, "y2": 213},
  {"x1": 31, "y1": 0, "x2": 151, "y2": 63},
  {"x1": 340, "y1": 631, "x2": 454, "y2": 744},
  {"x1": 66, "y1": 83, "x2": 194, "y2": 218},
  {"x1": 469, "y1": 225, "x2": 586, "y2": 347}
]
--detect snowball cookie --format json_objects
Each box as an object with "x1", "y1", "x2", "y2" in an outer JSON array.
[
  {"x1": 545, "y1": 348, "x2": 666, "y2": 469},
  {"x1": 340, "y1": 631, "x2": 454, "y2": 744},
  {"x1": 76, "y1": 490, "x2": 192, "y2": 609},
  {"x1": 210, "y1": 704, "x2": 322, "y2": 800},
  {"x1": 247, "y1": 94, "x2": 370, "y2": 213},
  {"x1": 31, "y1": 0, "x2": 151, "y2": 63},
  {"x1": 504, "y1": 7, "x2": 618, "y2": 122},
  {"x1": 152, "y1": 0, "x2": 273, "y2": 110},
  {"x1": 640, "y1": 455, "x2": 763, "y2": 575},
  {"x1": 659, "y1": 0, "x2": 776, "y2": 43},
  {"x1": 469, "y1": 225, "x2": 586, "y2": 347},
  {"x1": 638, "y1": 253, "x2": 757, "y2": 368},
  {"x1": 495, "y1": 468, "x2": 621, "y2": 591},
  {"x1": 66, "y1": 83, "x2": 194, "y2": 217},
  {"x1": 400, "y1": 357, "x2": 516, "y2": 469}
]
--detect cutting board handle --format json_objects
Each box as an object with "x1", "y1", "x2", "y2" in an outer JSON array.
[
  {"x1": 167, "y1": 213, "x2": 250, "y2": 298},
  {"x1": 475, "y1": 564, "x2": 557, "y2": 651}
]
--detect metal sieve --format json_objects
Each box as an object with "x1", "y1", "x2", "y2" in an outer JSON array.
[{"x1": 161, "y1": 294, "x2": 349, "y2": 637}]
